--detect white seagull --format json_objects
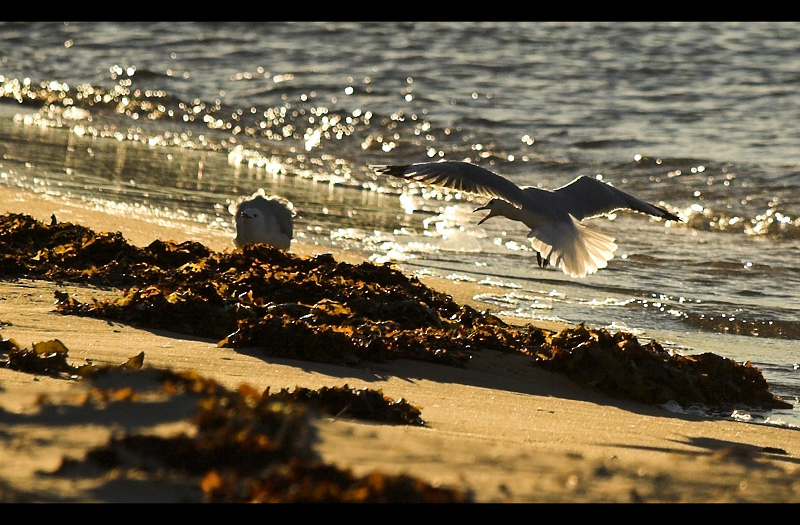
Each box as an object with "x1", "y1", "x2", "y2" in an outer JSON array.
[
  {"x1": 232, "y1": 194, "x2": 294, "y2": 250},
  {"x1": 373, "y1": 161, "x2": 681, "y2": 278}
]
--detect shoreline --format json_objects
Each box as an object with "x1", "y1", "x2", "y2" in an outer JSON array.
[
  {"x1": 0, "y1": 184, "x2": 566, "y2": 332},
  {"x1": 2, "y1": 185, "x2": 800, "y2": 502}
]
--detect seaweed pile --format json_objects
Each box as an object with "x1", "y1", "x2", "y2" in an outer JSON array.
[
  {"x1": 535, "y1": 325, "x2": 789, "y2": 410},
  {"x1": 0, "y1": 338, "x2": 465, "y2": 502},
  {"x1": 88, "y1": 368, "x2": 467, "y2": 502},
  {"x1": 0, "y1": 336, "x2": 424, "y2": 426},
  {"x1": 0, "y1": 213, "x2": 790, "y2": 411}
]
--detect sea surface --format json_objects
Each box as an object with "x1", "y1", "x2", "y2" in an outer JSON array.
[{"x1": 1, "y1": 21, "x2": 799, "y2": 427}]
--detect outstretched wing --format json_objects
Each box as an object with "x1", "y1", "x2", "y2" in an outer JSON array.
[
  {"x1": 547, "y1": 176, "x2": 681, "y2": 222},
  {"x1": 372, "y1": 161, "x2": 529, "y2": 207}
]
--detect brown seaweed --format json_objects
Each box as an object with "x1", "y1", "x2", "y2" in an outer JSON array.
[
  {"x1": 0, "y1": 336, "x2": 141, "y2": 378},
  {"x1": 534, "y1": 324, "x2": 789, "y2": 410},
  {"x1": 0, "y1": 213, "x2": 791, "y2": 411},
  {"x1": 0, "y1": 337, "x2": 426, "y2": 427},
  {"x1": 266, "y1": 384, "x2": 425, "y2": 426},
  {"x1": 25, "y1": 348, "x2": 468, "y2": 502}
]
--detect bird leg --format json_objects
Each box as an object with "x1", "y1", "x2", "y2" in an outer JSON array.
[{"x1": 536, "y1": 252, "x2": 550, "y2": 269}]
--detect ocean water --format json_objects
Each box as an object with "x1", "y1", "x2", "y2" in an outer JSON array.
[{"x1": 1, "y1": 21, "x2": 799, "y2": 427}]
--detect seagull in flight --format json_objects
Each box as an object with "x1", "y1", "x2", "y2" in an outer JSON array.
[
  {"x1": 373, "y1": 161, "x2": 681, "y2": 278},
  {"x1": 232, "y1": 194, "x2": 294, "y2": 250}
]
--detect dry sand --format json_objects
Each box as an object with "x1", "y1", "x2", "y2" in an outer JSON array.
[{"x1": 1, "y1": 185, "x2": 800, "y2": 503}]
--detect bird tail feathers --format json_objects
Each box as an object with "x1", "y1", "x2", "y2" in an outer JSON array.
[{"x1": 528, "y1": 218, "x2": 617, "y2": 278}]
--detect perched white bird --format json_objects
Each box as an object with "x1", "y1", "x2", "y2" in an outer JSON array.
[
  {"x1": 232, "y1": 194, "x2": 294, "y2": 250},
  {"x1": 373, "y1": 161, "x2": 681, "y2": 278}
]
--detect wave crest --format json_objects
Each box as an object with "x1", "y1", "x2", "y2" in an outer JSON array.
[{"x1": 683, "y1": 204, "x2": 800, "y2": 239}]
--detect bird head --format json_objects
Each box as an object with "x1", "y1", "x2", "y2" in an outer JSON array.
[
  {"x1": 239, "y1": 208, "x2": 263, "y2": 222},
  {"x1": 474, "y1": 199, "x2": 501, "y2": 224}
]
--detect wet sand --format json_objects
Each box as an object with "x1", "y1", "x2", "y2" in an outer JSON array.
[{"x1": 2, "y1": 185, "x2": 800, "y2": 502}]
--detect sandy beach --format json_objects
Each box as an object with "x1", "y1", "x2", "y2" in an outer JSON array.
[{"x1": 2, "y1": 185, "x2": 800, "y2": 503}]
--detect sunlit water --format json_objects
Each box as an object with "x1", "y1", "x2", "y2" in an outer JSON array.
[{"x1": 1, "y1": 22, "x2": 799, "y2": 427}]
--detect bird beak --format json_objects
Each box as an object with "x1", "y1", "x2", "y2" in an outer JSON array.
[{"x1": 474, "y1": 204, "x2": 491, "y2": 225}]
